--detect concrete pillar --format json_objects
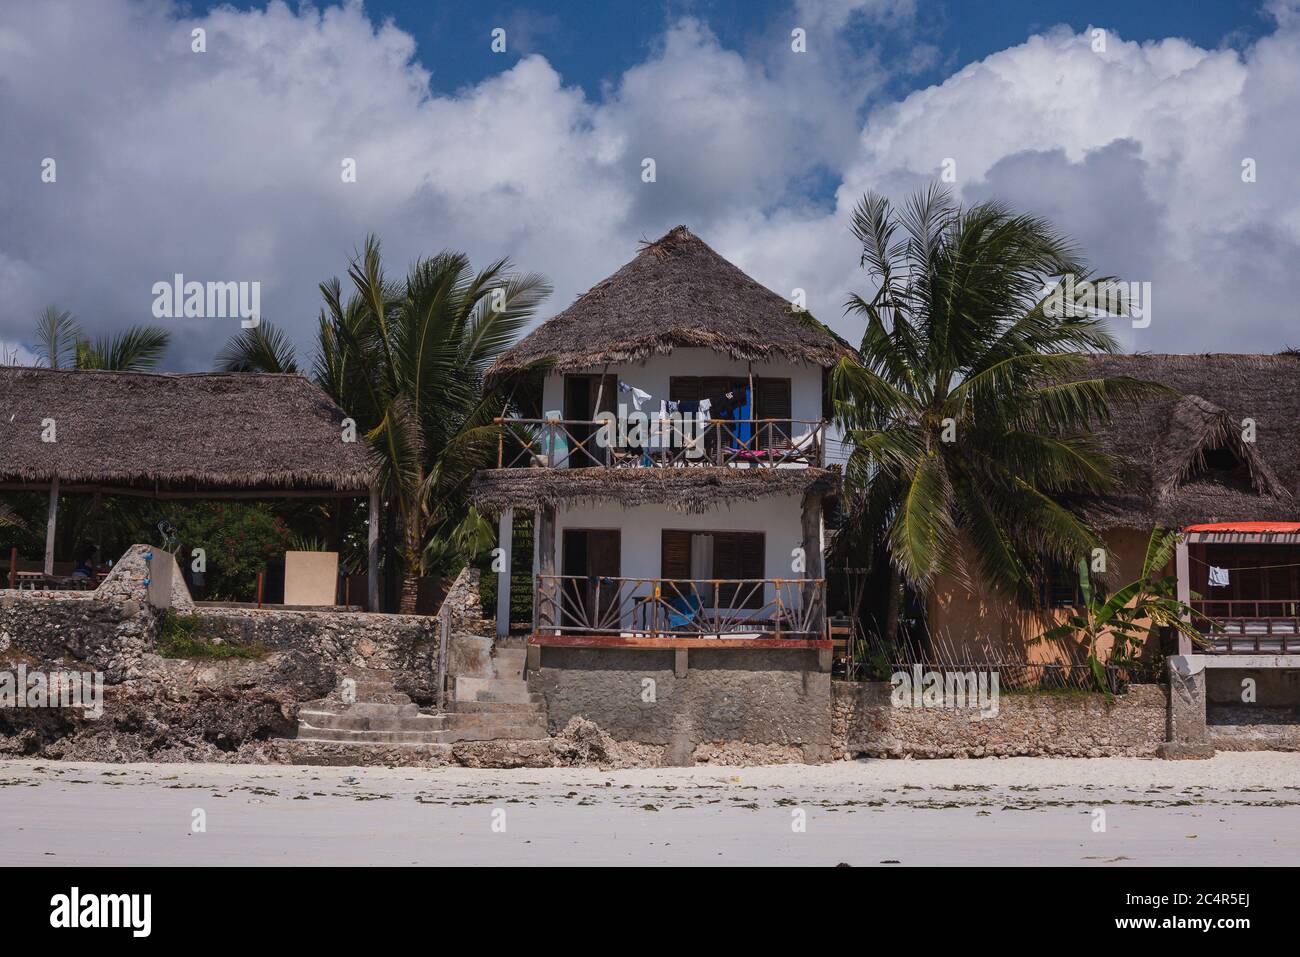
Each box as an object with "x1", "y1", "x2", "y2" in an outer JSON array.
[
  {"x1": 496, "y1": 508, "x2": 513, "y2": 637},
  {"x1": 367, "y1": 485, "x2": 380, "y2": 613},
  {"x1": 44, "y1": 477, "x2": 59, "y2": 576},
  {"x1": 1175, "y1": 535, "x2": 1192, "y2": 655},
  {"x1": 1158, "y1": 655, "x2": 1215, "y2": 759}
]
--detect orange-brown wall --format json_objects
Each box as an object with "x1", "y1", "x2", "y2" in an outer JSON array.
[{"x1": 925, "y1": 528, "x2": 1160, "y2": 664}]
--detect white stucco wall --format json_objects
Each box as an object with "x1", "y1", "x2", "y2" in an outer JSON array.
[
  {"x1": 539, "y1": 348, "x2": 823, "y2": 424},
  {"x1": 527, "y1": 493, "x2": 824, "y2": 623}
]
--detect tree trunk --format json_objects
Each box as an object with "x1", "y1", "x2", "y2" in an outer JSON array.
[
  {"x1": 399, "y1": 574, "x2": 420, "y2": 615},
  {"x1": 883, "y1": 564, "x2": 902, "y2": 647}
]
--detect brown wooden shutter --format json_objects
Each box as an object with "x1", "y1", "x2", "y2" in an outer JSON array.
[
  {"x1": 669, "y1": 377, "x2": 702, "y2": 402},
  {"x1": 714, "y1": 532, "x2": 765, "y2": 608},
  {"x1": 661, "y1": 530, "x2": 692, "y2": 580},
  {"x1": 754, "y1": 378, "x2": 792, "y2": 448}
]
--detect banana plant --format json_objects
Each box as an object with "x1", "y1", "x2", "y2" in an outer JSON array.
[{"x1": 1036, "y1": 527, "x2": 1208, "y2": 697}]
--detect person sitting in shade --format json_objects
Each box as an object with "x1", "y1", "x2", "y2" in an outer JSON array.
[{"x1": 71, "y1": 545, "x2": 99, "y2": 579}]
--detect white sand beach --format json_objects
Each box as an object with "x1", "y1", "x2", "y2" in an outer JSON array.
[{"x1": 2, "y1": 753, "x2": 1298, "y2": 866}]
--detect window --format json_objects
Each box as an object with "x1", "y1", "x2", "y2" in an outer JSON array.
[
  {"x1": 1041, "y1": 561, "x2": 1084, "y2": 608},
  {"x1": 669, "y1": 376, "x2": 792, "y2": 448},
  {"x1": 662, "y1": 529, "x2": 765, "y2": 609}
]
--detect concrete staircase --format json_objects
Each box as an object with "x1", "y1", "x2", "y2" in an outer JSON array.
[{"x1": 295, "y1": 647, "x2": 547, "y2": 747}]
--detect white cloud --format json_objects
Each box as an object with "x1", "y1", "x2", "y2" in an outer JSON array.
[{"x1": 1, "y1": 0, "x2": 1299, "y2": 368}]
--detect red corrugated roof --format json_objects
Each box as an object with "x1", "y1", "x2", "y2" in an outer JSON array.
[{"x1": 1183, "y1": 521, "x2": 1300, "y2": 533}]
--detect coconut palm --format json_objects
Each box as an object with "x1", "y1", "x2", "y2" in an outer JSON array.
[
  {"x1": 35, "y1": 305, "x2": 81, "y2": 369},
  {"x1": 832, "y1": 185, "x2": 1162, "y2": 630},
  {"x1": 335, "y1": 237, "x2": 550, "y2": 612},
  {"x1": 33, "y1": 304, "x2": 170, "y2": 371},
  {"x1": 215, "y1": 321, "x2": 301, "y2": 374},
  {"x1": 218, "y1": 238, "x2": 550, "y2": 612}
]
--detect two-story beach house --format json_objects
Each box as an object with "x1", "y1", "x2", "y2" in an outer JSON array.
[{"x1": 470, "y1": 226, "x2": 855, "y2": 758}]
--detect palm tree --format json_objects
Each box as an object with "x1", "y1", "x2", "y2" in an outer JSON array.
[
  {"x1": 831, "y1": 185, "x2": 1161, "y2": 635},
  {"x1": 215, "y1": 321, "x2": 300, "y2": 373},
  {"x1": 35, "y1": 305, "x2": 81, "y2": 368},
  {"x1": 33, "y1": 304, "x2": 170, "y2": 371},
  {"x1": 217, "y1": 237, "x2": 550, "y2": 612},
  {"x1": 74, "y1": 328, "x2": 171, "y2": 371},
  {"x1": 336, "y1": 237, "x2": 550, "y2": 612}
]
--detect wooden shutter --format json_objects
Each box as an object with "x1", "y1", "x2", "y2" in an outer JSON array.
[
  {"x1": 754, "y1": 377, "x2": 792, "y2": 448},
  {"x1": 714, "y1": 532, "x2": 765, "y2": 609},
  {"x1": 668, "y1": 377, "x2": 702, "y2": 402},
  {"x1": 661, "y1": 530, "x2": 692, "y2": 580}
]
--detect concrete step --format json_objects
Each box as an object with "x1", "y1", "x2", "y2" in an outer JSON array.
[
  {"x1": 438, "y1": 713, "x2": 549, "y2": 741},
  {"x1": 296, "y1": 724, "x2": 449, "y2": 745},
  {"x1": 298, "y1": 710, "x2": 447, "y2": 733},
  {"x1": 449, "y1": 699, "x2": 545, "y2": 715},
  {"x1": 475, "y1": 686, "x2": 542, "y2": 705}
]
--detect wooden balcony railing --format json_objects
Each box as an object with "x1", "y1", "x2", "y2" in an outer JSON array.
[
  {"x1": 1190, "y1": 599, "x2": 1300, "y2": 653},
  {"x1": 494, "y1": 417, "x2": 826, "y2": 469},
  {"x1": 533, "y1": 574, "x2": 826, "y2": 640}
]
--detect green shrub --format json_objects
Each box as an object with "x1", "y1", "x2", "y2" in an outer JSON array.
[
  {"x1": 167, "y1": 502, "x2": 292, "y2": 601},
  {"x1": 155, "y1": 609, "x2": 267, "y2": 660}
]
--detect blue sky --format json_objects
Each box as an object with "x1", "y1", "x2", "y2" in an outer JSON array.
[
  {"x1": 3, "y1": 0, "x2": 1299, "y2": 368},
  {"x1": 190, "y1": 0, "x2": 1271, "y2": 100}
]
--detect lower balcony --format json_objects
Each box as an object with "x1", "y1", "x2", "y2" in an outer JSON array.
[
  {"x1": 1192, "y1": 600, "x2": 1300, "y2": 654},
  {"x1": 531, "y1": 574, "x2": 827, "y2": 643}
]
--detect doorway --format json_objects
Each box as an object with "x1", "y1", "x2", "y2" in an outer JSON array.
[{"x1": 561, "y1": 528, "x2": 622, "y2": 631}]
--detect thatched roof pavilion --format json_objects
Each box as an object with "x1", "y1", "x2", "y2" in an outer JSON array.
[
  {"x1": 1077, "y1": 354, "x2": 1300, "y2": 529},
  {"x1": 486, "y1": 225, "x2": 856, "y2": 384},
  {"x1": 0, "y1": 367, "x2": 379, "y2": 603},
  {"x1": 0, "y1": 367, "x2": 373, "y2": 493}
]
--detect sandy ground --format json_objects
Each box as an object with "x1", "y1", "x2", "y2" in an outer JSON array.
[{"x1": 2, "y1": 753, "x2": 1298, "y2": 865}]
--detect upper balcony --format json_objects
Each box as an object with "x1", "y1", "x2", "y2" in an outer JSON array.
[{"x1": 493, "y1": 416, "x2": 827, "y2": 470}]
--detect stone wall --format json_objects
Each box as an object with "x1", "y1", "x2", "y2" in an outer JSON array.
[
  {"x1": 528, "y1": 645, "x2": 832, "y2": 764},
  {"x1": 0, "y1": 544, "x2": 163, "y2": 682},
  {"x1": 832, "y1": 680, "x2": 1167, "y2": 759}
]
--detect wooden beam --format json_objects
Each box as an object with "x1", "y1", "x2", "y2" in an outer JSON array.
[
  {"x1": 496, "y1": 507, "x2": 514, "y2": 637},
  {"x1": 367, "y1": 485, "x2": 380, "y2": 613},
  {"x1": 537, "y1": 503, "x2": 556, "y2": 634},
  {"x1": 800, "y1": 491, "x2": 825, "y2": 638},
  {"x1": 44, "y1": 477, "x2": 59, "y2": 576},
  {"x1": 1175, "y1": 535, "x2": 1191, "y2": 656},
  {"x1": 528, "y1": 634, "x2": 832, "y2": 650},
  {"x1": 0, "y1": 483, "x2": 368, "y2": 500}
]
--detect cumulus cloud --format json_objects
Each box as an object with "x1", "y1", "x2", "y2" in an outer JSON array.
[{"x1": 1, "y1": 0, "x2": 1298, "y2": 369}]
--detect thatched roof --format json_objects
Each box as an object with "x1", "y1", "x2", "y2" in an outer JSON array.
[
  {"x1": 0, "y1": 367, "x2": 374, "y2": 492},
  {"x1": 1077, "y1": 354, "x2": 1300, "y2": 529},
  {"x1": 487, "y1": 226, "x2": 856, "y2": 382},
  {"x1": 471, "y1": 466, "x2": 840, "y2": 513}
]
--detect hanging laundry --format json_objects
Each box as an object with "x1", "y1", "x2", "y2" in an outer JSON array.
[
  {"x1": 1208, "y1": 566, "x2": 1230, "y2": 587},
  {"x1": 618, "y1": 380, "x2": 652, "y2": 412}
]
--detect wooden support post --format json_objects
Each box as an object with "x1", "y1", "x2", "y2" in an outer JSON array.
[
  {"x1": 1175, "y1": 534, "x2": 1191, "y2": 656},
  {"x1": 537, "y1": 503, "x2": 556, "y2": 634},
  {"x1": 436, "y1": 604, "x2": 451, "y2": 711},
  {"x1": 256, "y1": 571, "x2": 265, "y2": 608},
  {"x1": 496, "y1": 508, "x2": 514, "y2": 637},
  {"x1": 44, "y1": 477, "x2": 59, "y2": 577},
  {"x1": 8, "y1": 547, "x2": 16, "y2": 589},
  {"x1": 367, "y1": 484, "x2": 380, "y2": 613},
  {"x1": 801, "y1": 491, "x2": 825, "y2": 638}
]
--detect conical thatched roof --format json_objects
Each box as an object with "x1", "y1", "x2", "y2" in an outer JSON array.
[
  {"x1": 0, "y1": 367, "x2": 374, "y2": 492},
  {"x1": 1077, "y1": 354, "x2": 1300, "y2": 529},
  {"x1": 486, "y1": 226, "x2": 855, "y2": 383}
]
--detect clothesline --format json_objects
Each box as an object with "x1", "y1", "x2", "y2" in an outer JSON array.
[{"x1": 1188, "y1": 553, "x2": 1300, "y2": 573}]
